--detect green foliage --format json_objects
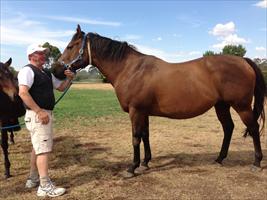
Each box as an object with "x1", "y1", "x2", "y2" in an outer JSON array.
[
  {"x1": 254, "y1": 58, "x2": 267, "y2": 68},
  {"x1": 222, "y1": 44, "x2": 246, "y2": 57},
  {"x1": 42, "y1": 42, "x2": 62, "y2": 66},
  {"x1": 204, "y1": 44, "x2": 247, "y2": 58},
  {"x1": 254, "y1": 58, "x2": 267, "y2": 85},
  {"x1": 9, "y1": 66, "x2": 18, "y2": 77},
  {"x1": 203, "y1": 50, "x2": 216, "y2": 56}
]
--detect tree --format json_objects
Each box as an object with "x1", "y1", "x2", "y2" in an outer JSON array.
[
  {"x1": 253, "y1": 58, "x2": 267, "y2": 68},
  {"x1": 42, "y1": 42, "x2": 61, "y2": 67},
  {"x1": 203, "y1": 50, "x2": 216, "y2": 56},
  {"x1": 222, "y1": 44, "x2": 246, "y2": 57},
  {"x1": 9, "y1": 66, "x2": 18, "y2": 77}
]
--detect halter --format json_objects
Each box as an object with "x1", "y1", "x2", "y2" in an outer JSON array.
[{"x1": 61, "y1": 33, "x2": 92, "y2": 72}]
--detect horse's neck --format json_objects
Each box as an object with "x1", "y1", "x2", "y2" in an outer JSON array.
[
  {"x1": 93, "y1": 61, "x2": 118, "y2": 85},
  {"x1": 95, "y1": 51, "x2": 141, "y2": 85}
]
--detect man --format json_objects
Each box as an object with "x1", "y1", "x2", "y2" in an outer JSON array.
[{"x1": 18, "y1": 44, "x2": 75, "y2": 197}]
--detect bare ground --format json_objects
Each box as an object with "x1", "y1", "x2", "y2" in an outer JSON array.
[
  {"x1": 71, "y1": 83, "x2": 113, "y2": 90},
  {"x1": 0, "y1": 83, "x2": 267, "y2": 200}
]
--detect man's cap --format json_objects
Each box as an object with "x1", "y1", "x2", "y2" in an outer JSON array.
[{"x1": 27, "y1": 44, "x2": 48, "y2": 56}]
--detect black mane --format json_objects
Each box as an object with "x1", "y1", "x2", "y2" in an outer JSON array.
[{"x1": 88, "y1": 33, "x2": 137, "y2": 61}]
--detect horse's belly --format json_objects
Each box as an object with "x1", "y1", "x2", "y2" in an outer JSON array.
[
  {"x1": 151, "y1": 106, "x2": 212, "y2": 119},
  {"x1": 151, "y1": 95, "x2": 216, "y2": 119}
]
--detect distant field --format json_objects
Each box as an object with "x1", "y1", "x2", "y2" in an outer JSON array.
[{"x1": 0, "y1": 83, "x2": 267, "y2": 200}]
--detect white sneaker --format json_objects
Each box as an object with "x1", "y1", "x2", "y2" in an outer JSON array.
[
  {"x1": 25, "y1": 178, "x2": 39, "y2": 189},
  {"x1": 37, "y1": 181, "x2": 66, "y2": 197}
]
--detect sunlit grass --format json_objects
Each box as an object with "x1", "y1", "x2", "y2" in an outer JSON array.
[{"x1": 53, "y1": 89, "x2": 123, "y2": 128}]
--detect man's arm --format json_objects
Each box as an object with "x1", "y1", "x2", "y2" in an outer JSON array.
[
  {"x1": 19, "y1": 85, "x2": 49, "y2": 124},
  {"x1": 56, "y1": 78, "x2": 72, "y2": 92},
  {"x1": 19, "y1": 85, "x2": 40, "y2": 113}
]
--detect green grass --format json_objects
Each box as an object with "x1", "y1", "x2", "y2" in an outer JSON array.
[{"x1": 53, "y1": 89, "x2": 123, "y2": 127}]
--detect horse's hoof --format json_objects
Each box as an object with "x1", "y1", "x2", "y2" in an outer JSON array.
[
  {"x1": 121, "y1": 171, "x2": 135, "y2": 179},
  {"x1": 214, "y1": 160, "x2": 223, "y2": 167},
  {"x1": 135, "y1": 165, "x2": 150, "y2": 174},
  {"x1": 250, "y1": 165, "x2": 262, "y2": 172},
  {"x1": 5, "y1": 174, "x2": 12, "y2": 179}
]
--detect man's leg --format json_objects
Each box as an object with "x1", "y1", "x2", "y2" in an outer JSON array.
[
  {"x1": 36, "y1": 151, "x2": 66, "y2": 197},
  {"x1": 25, "y1": 149, "x2": 39, "y2": 188},
  {"x1": 36, "y1": 152, "x2": 50, "y2": 186},
  {"x1": 30, "y1": 149, "x2": 38, "y2": 175}
]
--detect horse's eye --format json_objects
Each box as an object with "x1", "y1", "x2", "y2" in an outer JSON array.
[{"x1": 67, "y1": 45, "x2": 73, "y2": 50}]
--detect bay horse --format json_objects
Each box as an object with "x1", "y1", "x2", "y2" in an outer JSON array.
[
  {"x1": 0, "y1": 58, "x2": 25, "y2": 178},
  {"x1": 58, "y1": 25, "x2": 265, "y2": 178}
]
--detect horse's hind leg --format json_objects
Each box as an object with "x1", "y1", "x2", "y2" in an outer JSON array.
[
  {"x1": 1, "y1": 130, "x2": 11, "y2": 178},
  {"x1": 215, "y1": 102, "x2": 234, "y2": 164},
  {"x1": 137, "y1": 116, "x2": 151, "y2": 172},
  {"x1": 10, "y1": 130, "x2": 15, "y2": 144},
  {"x1": 235, "y1": 107, "x2": 263, "y2": 169}
]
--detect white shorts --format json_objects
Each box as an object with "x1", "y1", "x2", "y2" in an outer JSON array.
[{"x1": 24, "y1": 109, "x2": 53, "y2": 155}]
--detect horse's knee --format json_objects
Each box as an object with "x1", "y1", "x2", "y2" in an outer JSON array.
[{"x1": 132, "y1": 137, "x2": 141, "y2": 146}]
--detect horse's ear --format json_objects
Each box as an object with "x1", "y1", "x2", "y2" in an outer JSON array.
[
  {"x1": 77, "y1": 24, "x2": 82, "y2": 35},
  {"x1": 4, "y1": 58, "x2": 12, "y2": 68}
]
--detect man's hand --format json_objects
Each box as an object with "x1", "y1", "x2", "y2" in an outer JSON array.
[
  {"x1": 56, "y1": 69, "x2": 75, "y2": 91},
  {"x1": 37, "y1": 109, "x2": 50, "y2": 124},
  {"x1": 64, "y1": 69, "x2": 75, "y2": 80}
]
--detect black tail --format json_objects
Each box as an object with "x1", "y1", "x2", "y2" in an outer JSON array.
[{"x1": 244, "y1": 57, "x2": 266, "y2": 137}]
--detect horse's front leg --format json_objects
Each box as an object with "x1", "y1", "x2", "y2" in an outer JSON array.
[
  {"x1": 1, "y1": 130, "x2": 11, "y2": 178},
  {"x1": 124, "y1": 109, "x2": 147, "y2": 178}
]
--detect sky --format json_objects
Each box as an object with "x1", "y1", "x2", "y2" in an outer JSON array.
[{"x1": 1, "y1": 0, "x2": 266, "y2": 70}]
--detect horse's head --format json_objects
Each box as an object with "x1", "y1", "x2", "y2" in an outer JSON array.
[
  {"x1": 58, "y1": 24, "x2": 90, "y2": 73},
  {"x1": 0, "y1": 58, "x2": 18, "y2": 101},
  {"x1": 50, "y1": 62, "x2": 67, "y2": 80}
]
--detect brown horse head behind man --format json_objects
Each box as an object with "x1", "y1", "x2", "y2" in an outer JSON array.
[
  {"x1": 58, "y1": 25, "x2": 265, "y2": 178},
  {"x1": 0, "y1": 58, "x2": 25, "y2": 120},
  {"x1": 0, "y1": 58, "x2": 25, "y2": 178}
]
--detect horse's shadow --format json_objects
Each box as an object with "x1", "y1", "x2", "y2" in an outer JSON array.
[
  {"x1": 50, "y1": 136, "x2": 267, "y2": 181},
  {"x1": 106, "y1": 149, "x2": 267, "y2": 176},
  {"x1": 1, "y1": 135, "x2": 266, "y2": 198},
  {"x1": 148, "y1": 150, "x2": 267, "y2": 171}
]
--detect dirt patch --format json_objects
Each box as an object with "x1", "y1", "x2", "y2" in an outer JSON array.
[
  {"x1": 71, "y1": 83, "x2": 113, "y2": 90},
  {"x1": 1, "y1": 105, "x2": 267, "y2": 200}
]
